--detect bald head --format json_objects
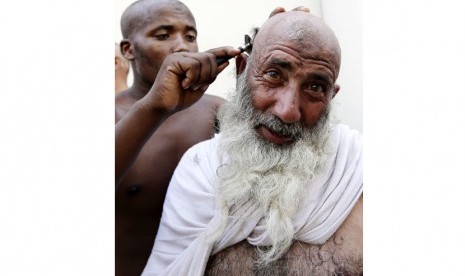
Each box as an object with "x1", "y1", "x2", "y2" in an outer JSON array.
[
  {"x1": 252, "y1": 11, "x2": 341, "y2": 78},
  {"x1": 120, "y1": 0, "x2": 194, "y2": 39}
]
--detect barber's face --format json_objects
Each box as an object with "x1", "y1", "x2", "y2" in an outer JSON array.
[
  {"x1": 246, "y1": 39, "x2": 339, "y2": 145},
  {"x1": 131, "y1": 5, "x2": 198, "y2": 84}
]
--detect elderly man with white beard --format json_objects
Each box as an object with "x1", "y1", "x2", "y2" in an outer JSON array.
[{"x1": 142, "y1": 10, "x2": 363, "y2": 276}]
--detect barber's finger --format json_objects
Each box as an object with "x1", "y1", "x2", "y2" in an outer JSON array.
[
  {"x1": 180, "y1": 52, "x2": 218, "y2": 91},
  {"x1": 179, "y1": 57, "x2": 201, "y2": 90},
  {"x1": 269, "y1": 7, "x2": 285, "y2": 18},
  {"x1": 207, "y1": 46, "x2": 240, "y2": 57},
  {"x1": 194, "y1": 53, "x2": 217, "y2": 90},
  {"x1": 291, "y1": 6, "x2": 310, "y2": 13},
  {"x1": 207, "y1": 46, "x2": 240, "y2": 71},
  {"x1": 269, "y1": 6, "x2": 310, "y2": 18}
]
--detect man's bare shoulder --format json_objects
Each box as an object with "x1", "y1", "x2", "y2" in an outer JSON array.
[
  {"x1": 193, "y1": 94, "x2": 226, "y2": 110},
  {"x1": 162, "y1": 94, "x2": 226, "y2": 134}
]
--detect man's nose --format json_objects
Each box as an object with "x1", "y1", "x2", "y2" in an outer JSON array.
[
  {"x1": 172, "y1": 35, "x2": 190, "y2": 53},
  {"x1": 271, "y1": 87, "x2": 302, "y2": 124}
]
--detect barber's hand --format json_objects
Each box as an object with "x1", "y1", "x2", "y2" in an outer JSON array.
[
  {"x1": 268, "y1": 6, "x2": 310, "y2": 17},
  {"x1": 145, "y1": 46, "x2": 240, "y2": 113}
]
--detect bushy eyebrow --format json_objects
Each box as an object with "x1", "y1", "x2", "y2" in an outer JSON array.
[
  {"x1": 269, "y1": 58, "x2": 293, "y2": 71},
  {"x1": 267, "y1": 58, "x2": 334, "y2": 83},
  {"x1": 305, "y1": 72, "x2": 331, "y2": 84}
]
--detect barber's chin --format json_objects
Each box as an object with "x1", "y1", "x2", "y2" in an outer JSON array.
[{"x1": 256, "y1": 126, "x2": 293, "y2": 145}]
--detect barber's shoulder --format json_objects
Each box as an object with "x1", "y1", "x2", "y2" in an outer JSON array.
[{"x1": 200, "y1": 94, "x2": 227, "y2": 108}]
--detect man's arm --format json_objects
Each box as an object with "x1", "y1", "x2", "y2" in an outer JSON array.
[{"x1": 115, "y1": 47, "x2": 240, "y2": 186}]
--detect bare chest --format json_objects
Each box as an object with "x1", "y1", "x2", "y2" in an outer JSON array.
[
  {"x1": 205, "y1": 237, "x2": 362, "y2": 276},
  {"x1": 205, "y1": 197, "x2": 363, "y2": 275}
]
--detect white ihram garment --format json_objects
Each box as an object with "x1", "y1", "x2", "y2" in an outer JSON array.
[{"x1": 142, "y1": 124, "x2": 363, "y2": 275}]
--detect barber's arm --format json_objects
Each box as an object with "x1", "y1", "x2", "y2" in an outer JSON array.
[{"x1": 115, "y1": 47, "x2": 240, "y2": 186}]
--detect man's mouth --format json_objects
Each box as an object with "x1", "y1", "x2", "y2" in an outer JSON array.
[{"x1": 256, "y1": 125, "x2": 294, "y2": 145}]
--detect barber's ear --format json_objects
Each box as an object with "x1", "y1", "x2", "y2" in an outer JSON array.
[
  {"x1": 235, "y1": 52, "x2": 248, "y2": 76},
  {"x1": 120, "y1": 39, "x2": 134, "y2": 60},
  {"x1": 332, "y1": 84, "x2": 340, "y2": 98}
]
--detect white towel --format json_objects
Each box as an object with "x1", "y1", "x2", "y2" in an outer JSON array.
[{"x1": 142, "y1": 124, "x2": 363, "y2": 275}]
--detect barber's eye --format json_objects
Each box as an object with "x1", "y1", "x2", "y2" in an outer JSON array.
[
  {"x1": 186, "y1": 35, "x2": 196, "y2": 42},
  {"x1": 155, "y1": 34, "x2": 169, "y2": 40}
]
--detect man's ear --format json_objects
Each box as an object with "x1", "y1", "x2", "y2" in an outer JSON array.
[
  {"x1": 120, "y1": 39, "x2": 134, "y2": 60},
  {"x1": 235, "y1": 52, "x2": 248, "y2": 76},
  {"x1": 332, "y1": 84, "x2": 340, "y2": 98}
]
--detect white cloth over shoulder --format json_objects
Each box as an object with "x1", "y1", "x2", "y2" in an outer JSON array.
[{"x1": 142, "y1": 124, "x2": 363, "y2": 276}]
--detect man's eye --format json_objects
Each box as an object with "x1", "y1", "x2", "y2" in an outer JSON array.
[
  {"x1": 155, "y1": 34, "x2": 169, "y2": 40},
  {"x1": 310, "y1": 83, "x2": 325, "y2": 93},
  {"x1": 265, "y1": 70, "x2": 280, "y2": 79},
  {"x1": 186, "y1": 35, "x2": 196, "y2": 42}
]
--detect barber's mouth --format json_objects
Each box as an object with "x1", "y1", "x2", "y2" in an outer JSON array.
[{"x1": 257, "y1": 125, "x2": 293, "y2": 145}]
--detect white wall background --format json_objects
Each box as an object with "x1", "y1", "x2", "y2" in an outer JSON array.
[{"x1": 115, "y1": 0, "x2": 362, "y2": 132}]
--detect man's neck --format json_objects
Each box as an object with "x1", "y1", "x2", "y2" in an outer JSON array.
[{"x1": 126, "y1": 80, "x2": 151, "y2": 100}]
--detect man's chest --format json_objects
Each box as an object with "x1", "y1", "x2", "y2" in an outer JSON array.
[
  {"x1": 205, "y1": 236, "x2": 362, "y2": 275},
  {"x1": 205, "y1": 197, "x2": 363, "y2": 275}
]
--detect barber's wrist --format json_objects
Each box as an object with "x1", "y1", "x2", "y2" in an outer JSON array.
[{"x1": 135, "y1": 98, "x2": 175, "y2": 121}]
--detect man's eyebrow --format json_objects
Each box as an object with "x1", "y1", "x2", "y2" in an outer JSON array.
[
  {"x1": 186, "y1": 26, "x2": 197, "y2": 35},
  {"x1": 306, "y1": 72, "x2": 332, "y2": 83},
  {"x1": 269, "y1": 58, "x2": 293, "y2": 70},
  {"x1": 153, "y1": 25, "x2": 174, "y2": 32},
  {"x1": 152, "y1": 25, "x2": 197, "y2": 35}
]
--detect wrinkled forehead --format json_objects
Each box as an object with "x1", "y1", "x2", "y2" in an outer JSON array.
[{"x1": 253, "y1": 12, "x2": 341, "y2": 74}]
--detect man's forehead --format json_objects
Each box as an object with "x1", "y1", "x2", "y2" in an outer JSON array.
[
  {"x1": 138, "y1": 1, "x2": 195, "y2": 28},
  {"x1": 145, "y1": 14, "x2": 196, "y2": 28},
  {"x1": 253, "y1": 13, "x2": 340, "y2": 79},
  {"x1": 258, "y1": 51, "x2": 336, "y2": 82},
  {"x1": 135, "y1": 9, "x2": 194, "y2": 35},
  {"x1": 150, "y1": 2, "x2": 194, "y2": 21}
]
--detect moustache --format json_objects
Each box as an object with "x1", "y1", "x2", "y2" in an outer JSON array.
[{"x1": 253, "y1": 113, "x2": 304, "y2": 142}]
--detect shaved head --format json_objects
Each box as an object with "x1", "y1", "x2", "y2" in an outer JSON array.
[
  {"x1": 120, "y1": 0, "x2": 194, "y2": 39},
  {"x1": 252, "y1": 12, "x2": 341, "y2": 79}
]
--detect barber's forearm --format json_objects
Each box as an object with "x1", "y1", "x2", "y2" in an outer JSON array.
[{"x1": 115, "y1": 101, "x2": 172, "y2": 186}]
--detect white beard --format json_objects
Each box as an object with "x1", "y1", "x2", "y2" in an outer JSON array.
[{"x1": 214, "y1": 67, "x2": 335, "y2": 266}]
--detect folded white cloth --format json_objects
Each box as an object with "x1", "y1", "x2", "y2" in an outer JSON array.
[{"x1": 142, "y1": 124, "x2": 363, "y2": 275}]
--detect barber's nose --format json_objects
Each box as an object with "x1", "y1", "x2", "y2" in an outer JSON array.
[
  {"x1": 272, "y1": 87, "x2": 301, "y2": 124},
  {"x1": 172, "y1": 35, "x2": 189, "y2": 53}
]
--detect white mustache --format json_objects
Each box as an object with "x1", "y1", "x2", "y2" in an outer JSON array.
[{"x1": 254, "y1": 113, "x2": 304, "y2": 141}]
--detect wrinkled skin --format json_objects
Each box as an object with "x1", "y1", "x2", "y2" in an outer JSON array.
[{"x1": 247, "y1": 11, "x2": 340, "y2": 139}]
